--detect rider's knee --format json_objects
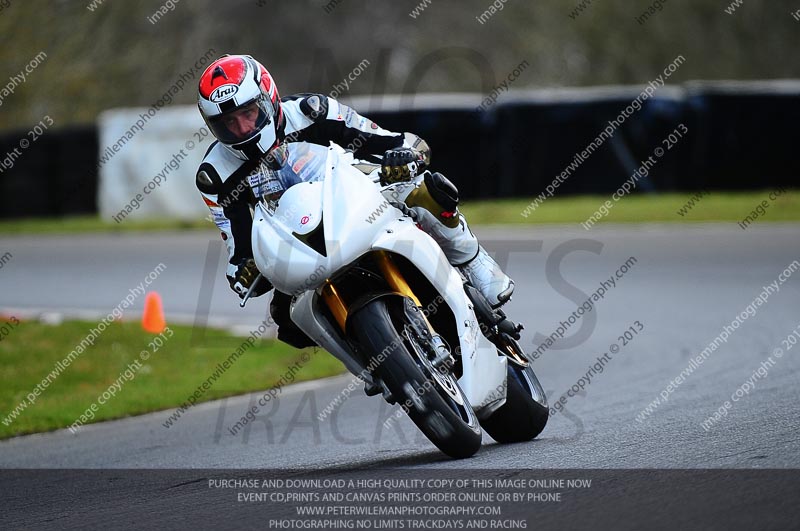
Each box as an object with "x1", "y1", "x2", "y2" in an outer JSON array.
[
  {"x1": 425, "y1": 172, "x2": 459, "y2": 211},
  {"x1": 405, "y1": 172, "x2": 460, "y2": 228},
  {"x1": 270, "y1": 291, "x2": 316, "y2": 349}
]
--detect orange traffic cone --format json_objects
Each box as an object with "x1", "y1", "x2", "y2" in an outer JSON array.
[{"x1": 142, "y1": 291, "x2": 166, "y2": 333}]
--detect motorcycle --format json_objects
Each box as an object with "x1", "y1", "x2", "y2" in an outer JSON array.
[{"x1": 245, "y1": 142, "x2": 548, "y2": 458}]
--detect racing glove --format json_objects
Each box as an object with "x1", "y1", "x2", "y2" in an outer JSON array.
[
  {"x1": 380, "y1": 147, "x2": 427, "y2": 186},
  {"x1": 228, "y1": 258, "x2": 272, "y2": 299}
]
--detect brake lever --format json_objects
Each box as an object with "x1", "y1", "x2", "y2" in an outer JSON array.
[{"x1": 239, "y1": 273, "x2": 263, "y2": 308}]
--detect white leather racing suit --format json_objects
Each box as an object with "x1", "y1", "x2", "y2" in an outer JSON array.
[{"x1": 195, "y1": 93, "x2": 479, "y2": 283}]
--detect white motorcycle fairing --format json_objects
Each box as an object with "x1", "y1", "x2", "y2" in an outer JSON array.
[{"x1": 251, "y1": 143, "x2": 507, "y2": 415}]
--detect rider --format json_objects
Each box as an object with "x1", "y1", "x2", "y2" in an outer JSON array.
[{"x1": 195, "y1": 54, "x2": 514, "y2": 347}]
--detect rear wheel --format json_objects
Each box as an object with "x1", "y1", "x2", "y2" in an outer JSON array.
[
  {"x1": 462, "y1": 284, "x2": 549, "y2": 443},
  {"x1": 350, "y1": 298, "x2": 482, "y2": 459},
  {"x1": 480, "y1": 363, "x2": 549, "y2": 443}
]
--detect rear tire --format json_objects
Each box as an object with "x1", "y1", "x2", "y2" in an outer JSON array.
[
  {"x1": 350, "y1": 298, "x2": 482, "y2": 459},
  {"x1": 480, "y1": 363, "x2": 549, "y2": 443}
]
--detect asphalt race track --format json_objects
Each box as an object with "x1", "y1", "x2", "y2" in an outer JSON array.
[{"x1": 1, "y1": 223, "x2": 799, "y2": 529}]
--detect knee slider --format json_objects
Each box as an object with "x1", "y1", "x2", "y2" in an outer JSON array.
[
  {"x1": 270, "y1": 291, "x2": 315, "y2": 349},
  {"x1": 424, "y1": 172, "x2": 459, "y2": 212},
  {"x1": 269, "y1": 291, "x2": 293, "y2": 329}
]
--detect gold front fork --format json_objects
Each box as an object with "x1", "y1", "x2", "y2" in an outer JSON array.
[
  {"x1": 320, "y1": 281, "x2": 348, "y2": 332},
  {"x1": 375, "y1": 251, "x2": 440, "y2": 333},
  {"x1": 374, "y1": 251, "x2": 421, "y2": 307},
  {"x1": 320, "y1": 251, "x2": 425, "y2": 333}
]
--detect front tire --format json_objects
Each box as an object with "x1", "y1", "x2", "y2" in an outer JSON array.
[
  {"x1": 350, "y1": 298, "x2": 482, "y2": 459},
  {"x1": 480, "y1": 363, "x2": 549, "y2": 443}
]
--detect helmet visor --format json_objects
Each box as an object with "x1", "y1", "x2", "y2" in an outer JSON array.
[{"x1": 207, "y1": 96, "x2": 274, "y2": 145}]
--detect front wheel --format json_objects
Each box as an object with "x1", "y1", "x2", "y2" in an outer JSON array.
[
  {"x1": 480, "y1": 363, "x2": 549, "y2": 443},
  {"x1": 350, "y1": 298, "x2": 482, "y2": 459}
]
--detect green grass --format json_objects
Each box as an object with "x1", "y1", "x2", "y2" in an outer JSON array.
[
  {"x1": 459, "y1": 190, "x2": 800, "y2": 226},
  {"x1": 1, "y1": 190, "x2": 797, "y2": 234},
  {"x1": 0, "y1": 319, "x2": 345, "y2": 439}
]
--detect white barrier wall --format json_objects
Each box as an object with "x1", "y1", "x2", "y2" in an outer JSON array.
[
  {"x1": 98, "y1": 105, "x2": 212, "y2": 221},
  {"x1": 95, "y1": 93, "x2": 503, "y2": 221}
]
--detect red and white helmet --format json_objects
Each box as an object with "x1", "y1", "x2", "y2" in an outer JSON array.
[{"x1": 198, "y1": 55, "x2": 284, "y2": 161}]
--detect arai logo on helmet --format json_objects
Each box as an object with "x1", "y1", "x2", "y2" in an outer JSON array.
[{"x1": 209, "y1": 84, "x2": 239, "y2": 103}]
